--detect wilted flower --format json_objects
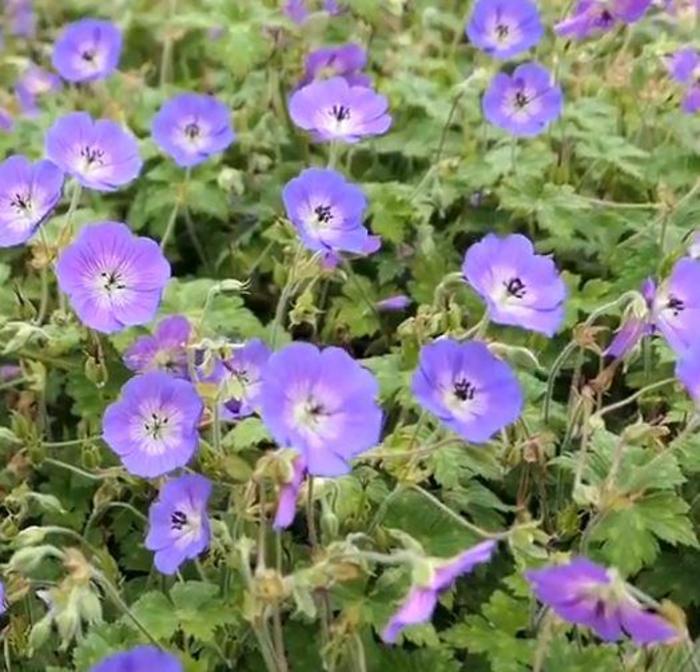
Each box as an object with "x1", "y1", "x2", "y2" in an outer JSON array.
[
  {"x1": 608, "y1": 260, "x2": 700, "y2": 358},
  {"x1": 463, "y1": 233, "x2": 567, "y2": 336},
  {"x1": 260, "y1": 342, "x2": 382, "y2": 476},
  {"x1": 412, "y1": 339, "x2": 523, "y2": 443},
  {"x1": 273, "y1": 454, "x2": 307, "y2": 529},
  {"x1": 555, "y1": 0, "x2": 653, "y2": 39},
  {"x1": 282, "y1": 168, "x2": 370, "y2": 255},
  {"x1": 665, "y1": 48, "x2": 700, "y2": 114},
  {"x1": 466, "y1": 0, "x2": 543, "y2": 59},
  {"x1": 56, "y1": 222, "x2": 170, "y2": 334},
  {"x1": 218, "y1": 339, "x2": 271, "y2": 420},
  {"x1": 6, "y1": 0, "x2": 35, "y2": 38},
  {"x1": 376, "y1": 294, "x2": 411, "y2": 312},
  {"x1": 302, "y1": 43, "x2": 370, "y2": 87},
  {"x1": 526, "y1": 557, "x2": 680, "y2": 645},
  {"x1": 145, "y1": 473, "x2": 212, "y2": 574},
  {"x1": 289, "y1": 76, "x2": 392, "y2": 143},
  {"x1": 89, "y1": 646, "x2": 182, "y2": 672},
  {"x1": 123, "y1": 315, "x2": 192, "y2": 379},
  {"x1": 52, "y1": 18, "x2": 122, "y2": 82},
  {"x1": 103, "y1": 372, "x2": 203, "y2": 478},
  {"x1": 151, "y1": 93, "x2": 235, "y2": 168},
  {"x1": 482, "y1": 63, "x2": 563, "y2": 137},
  {"x1": 382, "y1": 540, "x2": 498, "y2": 643},
  {"x1": 45, "y1": 112, "x2": 142, "y2": 192},
  {"x1": 0, "y1": 155, "x2": 64, "y2": 247},
  {"x1": 15, "y1": 64, "x2": 61, "y2": 116}
]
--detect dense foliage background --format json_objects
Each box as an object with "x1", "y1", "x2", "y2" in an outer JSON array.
[{"x1": 2, "y1": 0, "x2": 700, "y2": 670}]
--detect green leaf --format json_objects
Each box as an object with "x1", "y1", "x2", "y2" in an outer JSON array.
[{"x1": 126, "y1": 592, "x2": 179, "y2": 641}]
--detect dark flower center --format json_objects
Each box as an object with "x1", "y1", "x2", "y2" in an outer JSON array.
[
  {"x1": 495, "y1": 23, "x2": 510, "y2": 40},
  {"x1": 330, "y1": 104, "x2": 351, "y2": 122},
  {"x1": 184, "y1": 122, "x2": 200, "y2": 139},
  {"x1": 667, "y1": 295, "x2": 685, "y2": 316},
  {"x1": 598, "y1": 9, "x2": 614, "y2": 25},
  {"x1": 514, "y1": 91, "x2": 530, "y2": 109},
  {"x1": 10, "y1": 192, "x2": 32, "y2": 213},
  {"x1": 81, "y1": 146, "x2": 105, "y2": 167},
  {"x1": 171, "y1": 510, "x2": 188, "y2": 530},
  {"x1": 314, "y1": 204, "x2": 333, "y2": 224},
  {"x1": 81, "y1": 49, "x2": 97, "y2": 63},
  {"x1": 505, "y1": 277, "x2": 526, "y2": 299},
  {"x1": 100, "y1": 270, "x2": 126, "y2": 293},
  {"x1": 143, "y1": 412, "x2": 170, "y2": 440},
  {"x1": 454, "y1": 379, "x2": 476, "y2": 402}
]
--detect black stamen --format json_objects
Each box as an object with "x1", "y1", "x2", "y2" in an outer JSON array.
[
  {"x1": 11, "y1": 193, "x2": 31, "y2": 211},
  {"x1": 514, "y1": 91, "x2": 529, "y2": 109},
  {"x1": 668, "y1": 296, "x2": 685, "y2": 316},
  {"x1": 496, "y1": 24, "x2": 509, "y2": 40},
  {"x1": 330, "y1": 104, "x2": 350, "y2": 122},
  {"x1": 184, "y1": 122, "x2": 200, "y2": 139},
  {"x1": 505, "y1": 277, "x2": 527, "y2": 299},
  {"x1": 314, "y1": 204, "x2": 333, "y2": 224},
  {"x1": 454, "y1": 379, "x2": 476, "y2": 402},
  {"x1": 81, "y1": 146, "x2": 105, "y2": 166},
  {"x1": 171, "y1": 510, "x2": 188, "y2": 530},
  {"x1": 81, "y1": 49, "x2": 96, "y2": 62}
]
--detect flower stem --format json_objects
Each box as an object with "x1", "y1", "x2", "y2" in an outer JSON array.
[
  {"x1": 592, "y1": 377, "x2": 676, "y2": 421},
  {"x1": 160, "y1": 201, "x2": 181, "y2": 251},
  {"x1": 306, "y1": 476, "x2": 319, "y2": 550},
  {"x1": 159, "y1": 0, "x2": 178, "y2": 89},
  {"x1": 271, "y1": 244, "x2": 304, "y2": 348}
]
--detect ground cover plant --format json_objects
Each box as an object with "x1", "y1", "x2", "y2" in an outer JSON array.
[{"x1": 1, "y1": 0, "x2": 700, "y2": 670}]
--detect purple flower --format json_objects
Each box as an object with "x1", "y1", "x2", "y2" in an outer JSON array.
[
  {"x1": 381, "y1": 540, "x2": 497, "y2": 643},
  {"x1": 677, "y1": 352, "x2": 700, "y2": 403},
  {"x1": 0, "y1": 365, "x2": 22, "y2": 382},
  {"x1": 376, "y1": 294, "x2": 411, "y2": 312},
  {"x1": 45, "y1": 112, "x2": 142, "y2": 192},
  {"x1": 260, "y1": 342, "x2": 382, "y2": 476},
  {"x1": 463, "y1": 233, "x2": 567, "y2": 336},
  {"x1": 609, "y1": 260, "x2": 700, "y2": 358},
  {"x1": 466, "y1": 0, "x2": 544, "y2": 59},
  {"x1": 282, "y1": 168, "x2": 370, "y2": 255},
  {"x1": 89, "y1": 646, "x2": 182, "y2": 672},
  {"x1": 0, "y1": 155, "x2": 64, "y2": 248},
  {"x1": 145, "y1": 473, "x2": 212, "y2": 575},
  {"x1": 412, "y1": 339, "x2": 523, "y2": 444},
  {"x1": 124, "y1": 315, "x2": 192, "y2": 379},
  {"x1": 219, "y1": 339, "x2": 271, "y2": 420},
  {"x1": 56, "y1": 222, "x2": 170, "y2": 334},
  {"x1": 483, "y1": 63, "x2": 563, "y2": 137},
  {"x1": 15, "y1": 65, "x2": 62, "y2": 116},
  {"x1": 103, "y1": 372, "x2": 203, "y2": 478},
  {"x1": 0, "y1": 580, "x2": 6, "y2": 615},
  {"x1": 273, "y1": 454, "x2": 306, "y2": 529},
  {"x1": 6, "y1": 0, "x2": 35, "y2": 38},
  {"x1": 289, "y1": 76, "x2": 392, "y2": 144},
  {"x1": 665, "y1": 48, "x2": 700, "y2": 114},
  {"x1": 151, "y1": 93, "x2": 235, "y2": 168},
  {"x1": 526, "y1": 558, "x2": 680, "y2": 645},
  {"x1": 302, "y1": 43, "x2": 371, "y2": 88},
  {"x1": 52, "y1": 18, "x2": 122, "y2": 83},
  {"x1": 284, "y1": 0, "x2": 342, "y2": 22},
  {"x1": 555, "y1": 0, "x2": 653, "y2": 39},
  {"x1": 0, "y1": 108, "x2": 13, "y2": 133}
]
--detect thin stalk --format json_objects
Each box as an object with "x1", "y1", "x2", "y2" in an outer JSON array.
[
  {"x1": 306, "y1": 476, "x2": 319, "y2": 550},
  {"x1": 41, "y1": 457, "x2": 111, "y2": 481},
  {"x1": 159, "y1": 0, "x2": 178, "y2": 89},
  {"x1": 159, "y1": 200, "x2": 181, "y2": 251},
  {"x1": 271, "y1": 245, "x2": 304, "y2": 348},
  {"x1": 257, "y1": 481, "x2": 268, "y2": 571},
  {"x1": 592, "y1": 377, "x2": 676, "y2": 421}
]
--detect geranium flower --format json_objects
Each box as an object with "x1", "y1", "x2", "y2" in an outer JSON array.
[
  {"x1": 677, "y1": 352, "x2": 700, "y2": 403},
  {"x1": 412, "y1": 339, "x2": 523, "y2": 443},
  {"x1": 145, "y1": 473, "x2": 212, "y2": 574},
  {"x1": 284, "y1": 0, "x2": 343, "y2": 22},
  {"x1": 376, "y1": 294, "x2": 411, "y2": 312},
  {"x1": 289, "y1": 76, "x2": 392, "y2": 143},
  {"x1": 555, "y1": 0, "x2": 653, "y2": 40},
  {"x1": 102, "y1": 371, "x2": 203, "y2": 478},
  {"x1": 52, "y1": 18, "x2": 122, "y2": 82},
  {"x1": 45, "y1": 112, "x2": 142, "y2": 192},
  {"x1": 466, "y1": 0, "x2": 544, "y2": 59},
  {"x1": 273, "y1": 454, "x2": 307, "y2": 529},
  {"x1": 89, "y1": 646, "x2": 182, "y2": 672},
  {"x1": 218, "y1": 339, "x2": 271, "y2": 420},
  {"x1": 15, "y1": 64, "x2": 61, "y2": 116},
  {"x1": 526, "y1": 558, "x2": 680, "y2": 645},
  {"x1": 0, "y1": 580, "x2": 6, "y2": 615},
  {"x1": 123, "y1": 315, "x2": 192, "y2": 379},
  {"x1": 381, "y1": 540, "x2": 498, "y2": 643},
  {"x1": 56, "y1": 222, "x2": 170, "y2": 334},
  {"x1": 482, "y1": 63, "x2": 563, "y2": 137},
  {"x1": 151, "y1": 93, "x2": 235, "y2": 168},
  {"x1": 665, "y1": 48, "x2": 700, "y2": 114},
  {"x1": 0, "y1": 109, "x2": 13, "y2": 133},
  {"x1": 282, "y1": 168, "x2": 370, "y2": 255},
  {"x1": 302, "y1": 43, "x2": 370, "y2": 87},
  {"x1": 462, "y1": 233, "x2": 567, "y2": 336},
  {"x1": 0, "y1": 155, "x2": 64, "y2": 247},
  {"x1": 6, "y1": 0, "x2": 35, "y2": 38},
  {"x1": 259, "y1": 342, "x2": 382, "y2": 476}
]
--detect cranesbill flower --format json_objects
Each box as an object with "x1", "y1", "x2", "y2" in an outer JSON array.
[
  {"x1": 273, "y1": 454, "x2": 307, "y2": 529},
  {"x1": 376, "y1": 294, "x2": 411, "y2": 312},
  {"x1": 463, "y1": 233, "x2": 567, "y2": 336},
  {"x1": 124, "y1": 315, "x2": 191, "y2": 379},
  {"x1": 412, "y1": 339, "x2": 522, "y2": 443},
  {"x1": 0, "y1": 109, "x2": 13, "y2": 133},
  {"x1": 103, "y1": 372, "x2": 203, "y2": 478},
  {"x1": 302, "y1": 43, "x2": 371, "y2": 87},
  {"x1": 466, "y1": 0, "x2": 543, "y2": 59},
  {"x1": 260, "y1": 342, "x2": 382, "y2": 476},
  {"x1": 608, "y1": 260, "x2": 700, "y2": 358},
  {"x1": 16, "y1": 64, "x2": 61, "y2": 115},
  {"x1": 0, "y1": 155, "x2": 63, "y2": 248},
  {"x1": 284, "y1": 0, "x2": 343, "y2": 22},
  {"x1": 282, "y1": 168, "x2": 370, "y2": 255},
  {"x1": 219, "y1": 339, "x2": 271, "y2": 420},
  {"x1": 289, "y1": 76, "x2": 392, "y2": 143},
  {"x1": 89, "y1": 646, "x2": 182, "y2": 672},
  {"x1": 151, "y1": 93, "x2": 235, "y2": 168},
  {"x1": 6, "y1": 0, "x2": 35, "y2": 38},
  {"x1": 482, "y1": 63, "x2": 563, "y2": 137},
  {"x1": 145, "y1": 473, "x2": 212, "y2": 574},
  {"x1": 56, "y1": 222, "x2": 170, "y2": 334},
  {"x1": 526, "y1": 558, "x2": 680, "y2": 645},
  {"x1": 555, "y1": 0, "x2": 653, "y2": 39},
  {"x1": 665, "y1": 48, "x2": 700, "y2": 114},
  {"x1": 0, "y1": 580, "x2": 6, "y2": 615},
  {"x1": 45, "y1": 112, "x2": 142, "y2": 192},
  {"x1": 677, "y1": 352, "x2": 700, "y2": 403},
  {"x1": 381, "y1": 540, "x2": 498, "y2": 643},
  {"x1": 52, "y1": 18, "x2": 122, "y2": 83}
]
